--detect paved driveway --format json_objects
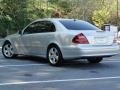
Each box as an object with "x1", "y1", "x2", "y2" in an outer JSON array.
[{"x1": 0, "y1": 45, "x2": 120, "y2": 90}]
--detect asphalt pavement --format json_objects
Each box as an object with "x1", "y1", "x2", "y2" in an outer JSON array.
[{"x1": 0, "y1": 44, "x2": 120, "y2": 90}]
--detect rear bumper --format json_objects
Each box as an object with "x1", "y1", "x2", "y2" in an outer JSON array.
[{"x1": 61, "y1": 45, "x2": 120, "y2": 59}]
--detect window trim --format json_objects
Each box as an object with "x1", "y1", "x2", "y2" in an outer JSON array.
[{"x1": 22, "y1": 20, "x2": 56, "y2": 35}]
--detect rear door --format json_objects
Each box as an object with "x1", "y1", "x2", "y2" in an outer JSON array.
[{"x1": 30, "y1": 21, "x2": 56, "y2": 56}]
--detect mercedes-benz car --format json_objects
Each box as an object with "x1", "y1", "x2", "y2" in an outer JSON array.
[{"x1": 2, "y1": 18, "x2": 119, "y2": 66}]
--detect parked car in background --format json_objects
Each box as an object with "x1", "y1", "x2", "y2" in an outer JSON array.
[{"x1": 2, "y1": 18, "x2": 120, "y2": 66}]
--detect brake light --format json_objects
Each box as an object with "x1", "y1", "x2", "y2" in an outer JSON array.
[{"x1": 72, "y1": 33, "x2": 89, "y2": 44}]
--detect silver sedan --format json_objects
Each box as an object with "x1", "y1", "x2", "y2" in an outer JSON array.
[{"x1": 2, "y1": 18, "x2": 120, "y2": 66}]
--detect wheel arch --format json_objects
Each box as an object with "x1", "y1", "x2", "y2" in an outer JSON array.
[
  {"x1": 47, "y1": 43, "x2": 63, "y2": 57},
  {"x1": 2, "y1": 39, "x2": 18, "y2": 54},
  {"x1": 2, "y1": 39, "x2": 18, "y2": 58},
  {"x1": 2, "y1": 40, "x2": 11, "y2": 46},
  {"x1": 47, "y1": 43, "x2": 60, "y2": 51},
  {"x1": 46, "y1": 43, "x2": 63, "y2": 66}
]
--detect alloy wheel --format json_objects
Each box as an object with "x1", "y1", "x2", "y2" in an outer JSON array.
[{"x1": 2, "y1": 43, "x2": 16, "y2": 58}]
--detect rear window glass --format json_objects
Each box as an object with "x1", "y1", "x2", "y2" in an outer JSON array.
[{"x1": 59, "y1": 20, "x2": 99, "y2": 30}]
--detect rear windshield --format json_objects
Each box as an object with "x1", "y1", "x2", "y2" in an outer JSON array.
[{"x1": 59, "y1": 20, "x2": 99, "y2": 30}]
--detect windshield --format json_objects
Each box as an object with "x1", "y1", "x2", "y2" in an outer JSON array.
[{"x1": 59, "y1": 20, "x2": 99, "y2": 30}]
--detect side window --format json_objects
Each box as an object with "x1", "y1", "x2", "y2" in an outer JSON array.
[
  {"x1": 35, "y1": 21, "x2": 47, "y2": 33},
  {"x1": 23, "y1": 21, "x2": 56, "y2": 34},
  {"x1": 23, "y1": 22, "x2": 37, "y2": 34},
  {"x1": 44, "y1": 21, "x2": 56, "y2": 32},
  {"x1": 35, "y1": 21, "x2": 56, "y2": 33}
]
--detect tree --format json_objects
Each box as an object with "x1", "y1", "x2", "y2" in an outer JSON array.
[
  {"x1": 0, "y1": 0, "x2": 120, "y2": 37},
  {"x1": 92, "y1": 6, "x2": 110, "y2": 28},
  {"x1": 0, "y1": 0, "x2": 28, "y2": 35}
]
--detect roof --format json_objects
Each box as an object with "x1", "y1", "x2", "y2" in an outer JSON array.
[{"x1": 34, "y1": 18, "x2": 80, "y2": 22}]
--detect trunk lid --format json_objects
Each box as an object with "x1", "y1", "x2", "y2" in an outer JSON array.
[{"x1": 70, "y1": 30, "x2": 114, "y2": 45}]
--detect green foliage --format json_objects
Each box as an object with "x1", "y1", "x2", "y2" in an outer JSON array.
[
  {"x1": 0, "y1": 0, "x2": 59, "y2": 37},
  {"x1": 48, "y1": 0, "x2": 59, "y2": 4},
  {"x1": 0, "y1": 0, "x2": 28, "y2": 36},
  {"x1": 92, "y1": 6, "x2": 110, "y2": 28},
  {"x1": 0, "y1": 0, "x2": 119, "y2": 37}
]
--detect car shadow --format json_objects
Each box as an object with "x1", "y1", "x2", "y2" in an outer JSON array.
[
  {"x1": 64, "y1": 61, "x2": 112, "y2": 69},
  {"x1": 14, "y1": 55, "x2": 48, "y2": 64},
  {"x1": 13, "y1": 55, "x2": 114, "y2": 70}
]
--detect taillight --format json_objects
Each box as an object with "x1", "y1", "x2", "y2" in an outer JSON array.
[{"x1": 72, "y1": 33, "x2": 89, "y2": 44}]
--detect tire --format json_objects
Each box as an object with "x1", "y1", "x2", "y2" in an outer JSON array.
[
  {"x1": 87, "y1": 57, "x2": 103, "y2": 63},
  {"x1": 47, "y1": 45, "x2": 63, "y2": 66},
  {"x1": 2, "y1": 42, "x2": 17, "y2": 58}
]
